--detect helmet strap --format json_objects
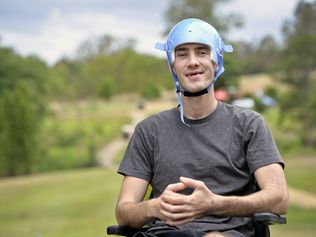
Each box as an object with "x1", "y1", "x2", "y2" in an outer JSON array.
[{"x1": 182, "y1": 88, "x2": 208, "y2": 97}]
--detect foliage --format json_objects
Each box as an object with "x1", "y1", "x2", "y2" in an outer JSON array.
[
  {"x1": 140, "y1": 83, "x2": 161, "y2": 100},
  {"x1": 162, "y1": 0, "x2": 242, "y2": 37},
  {"x1": 214, "y1": 51, "x2": 242, "y2": 89},
  {"x1": 32, "y1": 100, "x2": 131, "y2": 173},
  {"x1": 76, "y1": 34, "x2": 136, "y2": 60},
  {"x1": 0, "y1": 83, "x2": 39, "y2": 176},
  {"x1": 52, "y1": 59, "x2": 92, "y2": 99},
  {"x1": 0, "y1": 46, "x2": 50, "y2": 176},
  {"x1": 0, "y1": 47, "x2": 50, "y2": 96},
  {"x1": 52, "y1": 48, "x2": 172, "y2": 100},
  {"x1": 233, "y1": 36, "x2": 281, "y2": 74},
  {"x1": 277, "y1": 0, "x2": 316, "y2": 146},
  {"x1": 97, "y1": 77, "x2": 115, "y2": 100}
]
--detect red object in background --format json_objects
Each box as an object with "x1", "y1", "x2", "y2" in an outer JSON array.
[{"x1": 215, "y1": 88, "x2": 230, "y2": 101}]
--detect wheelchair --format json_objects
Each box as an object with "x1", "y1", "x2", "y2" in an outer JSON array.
[{"x1": 107, "y1": 212, "x2": 286, "y2": 237}]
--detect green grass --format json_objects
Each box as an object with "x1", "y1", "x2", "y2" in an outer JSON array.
[
  {"x1": 1, "y1": 161, "x2": 316, "y2": 237},
  {"x1": 0, "y1": 168, "x2": 123, "y2": 237},
  {"x1": 270, "y1": 205, "x2": 316, "y2": 237},
  {"x1": 284, "y1": 157, "x2": 316, "y2": 194}
]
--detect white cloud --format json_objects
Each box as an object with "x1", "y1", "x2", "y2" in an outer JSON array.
[
  {"x1": 1, "y1": 7, "x2": 165, "y2": 65},
  {"x1": 221, "y1": 0, "x2": 298, "y2": 43}
]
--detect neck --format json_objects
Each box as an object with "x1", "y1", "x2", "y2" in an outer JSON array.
[{"x1": 182, "y1": 91, "x2": 218, "y2": 120}]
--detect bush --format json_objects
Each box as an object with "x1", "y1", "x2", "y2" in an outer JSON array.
[
  {"x1": 97, "y1": 78, "x2": 115, "y2": 100},
  {"x1": 140, "y1": 83, "x2": 160, "y2": 99}
]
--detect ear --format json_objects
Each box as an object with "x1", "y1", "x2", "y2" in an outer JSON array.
[
  {"x1": 171, "y1": 64, "x2": 177, "y2": 75},
  {"x1": 212, "y1": 61, "x2": 218, "y2": 72}
]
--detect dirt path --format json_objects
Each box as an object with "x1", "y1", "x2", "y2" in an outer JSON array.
[
  {"x1": 97, "y1": 138, "x2": 126, "y2": 168},
  {"x1": 288, "y1": 186, "x2": 316, "y2": 208},
  {"x1": 97, "y1": 104, "x2": 148, "y2": 168}
]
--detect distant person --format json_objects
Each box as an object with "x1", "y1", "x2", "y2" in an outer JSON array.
[
  {"x1": 115, "y1": 18, "x2": 288, "y2": 237},
  {"x1": 137, "y1": 100, "x2": 145, "y2": 110}
]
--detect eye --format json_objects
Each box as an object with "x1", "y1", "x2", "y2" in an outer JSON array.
[
  {"x1": 175, "y1": 51, "x2": 187, "y2": 57},
  {"x1": 198, "y1": 49, "x2": 210, "y2": 56}
]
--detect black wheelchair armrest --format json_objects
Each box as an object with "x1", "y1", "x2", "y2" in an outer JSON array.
[
  {"x1": 107, "y1": 225, "x2": 149, "y2": 236},
  {"x1": 253, "y1": 212, "x2": 287, "y2": 225}
]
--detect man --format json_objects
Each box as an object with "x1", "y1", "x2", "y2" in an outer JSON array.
[{"x1": 115, "y1": 18, "x2": 288, "y2": 237}]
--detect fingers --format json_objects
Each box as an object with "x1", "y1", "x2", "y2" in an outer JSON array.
[
  {"x1": 160, "y1": 203, "x2": 195, "y2": 226},
  {"x1": 157, "y1": 178, "x2": 211, "y2": 226},
  {"x1": 162, "y1": 177, "x2": 206, "y2": 205},
  {"x1": 165, "y1": 181, "x2": 187, "y2": 192},
  {"x1": 180, "y1": 176, "x2": 205, "y2": 189},
  {"x1": 161, "y1": 181, "x2": 188, "y2": 205}
]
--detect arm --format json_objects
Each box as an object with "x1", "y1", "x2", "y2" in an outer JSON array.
[
  {"x1": 217, "y1": 163, "x2": 289, "y2": 216},
  {"x1": 158, "y1": 163, "x2": 289, "y2": 226},
  {"x1": 115, "y1": 176, "x2": 151, "y2": 228}
]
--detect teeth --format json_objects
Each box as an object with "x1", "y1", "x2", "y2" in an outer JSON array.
[{"x1": 187, "y1": 72, "x2": 200, "y2": 77}]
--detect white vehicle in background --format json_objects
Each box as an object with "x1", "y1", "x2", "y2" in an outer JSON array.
[{"x1": 232, "y1": 97, "x2": 255, "y2": 109}]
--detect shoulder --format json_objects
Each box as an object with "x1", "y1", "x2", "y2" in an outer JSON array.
[
  {"x1": 135, "y1": 107, "x2": 178, "y2": 133},
  {"x1": 219, "y1": 102, "x2": 263, "y2": 128},
  {"x1": 221, "y1": 101, "x2": 261, "y2": 119}
]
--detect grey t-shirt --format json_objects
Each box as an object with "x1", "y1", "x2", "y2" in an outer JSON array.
[{"x1": 118, "y1": 101, "x2": 283, "y2": 234}]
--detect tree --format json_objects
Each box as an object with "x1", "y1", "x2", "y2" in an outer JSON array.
[
  {"x1": 0, "y1": 83, "x2": 39, "y2": 176},
  {"x1": 277, "y1": 0, "x2": 316, "y2": 146},
  {"x1": 162, "y1": 0, "x2": 242, "y2": 36},
  {"x1": 0, "y1": 46, "x2": 50, "y2": 176},
  {"x1": 140, "y1": 83, "x2": 161, "y2": 100},
  {"x1": 76, "y1": 34, "x2": 136, "y2": 61},
  {"x1": 97, "y1": 77, "x2": 115, "y2": 100}
]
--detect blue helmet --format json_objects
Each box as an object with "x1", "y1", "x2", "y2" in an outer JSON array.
[{"x1": 155, "y1": 18, "x2": 233, "y2": 83}]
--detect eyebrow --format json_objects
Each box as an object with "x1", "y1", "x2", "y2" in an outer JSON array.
[{"x1": 175, "y1": 45, "x2": 210, "y2": 52}]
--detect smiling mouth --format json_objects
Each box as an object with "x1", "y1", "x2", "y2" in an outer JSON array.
[{"x1": 185, "y1": 71, "x2": 203, "y2": 78}]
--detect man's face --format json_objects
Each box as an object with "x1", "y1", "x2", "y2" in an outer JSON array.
[{"x1": 173, "y1": 43, "x2": 217, "y2": 93}]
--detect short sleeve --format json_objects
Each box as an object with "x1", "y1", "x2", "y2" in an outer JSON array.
[
  {"x1": 118, "y1": 122, "x2": 155, "y2": 182},
  {"x1": 244, "y1": 116, "x2": 284, "y2": 173}
]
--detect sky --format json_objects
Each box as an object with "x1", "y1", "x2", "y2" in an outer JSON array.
[{"x1": 0, "y1": 0, "x2": 300, "y2": 65}]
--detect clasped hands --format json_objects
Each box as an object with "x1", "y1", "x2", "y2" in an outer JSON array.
[{"x1": 151, "y1": 177, "x2": 220, "y2": 226}]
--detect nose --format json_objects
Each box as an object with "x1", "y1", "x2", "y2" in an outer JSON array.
[{"x1": 188, "y1": 53, "x2": 199, "y2": 66}]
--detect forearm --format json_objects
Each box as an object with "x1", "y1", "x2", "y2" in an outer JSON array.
[
  {"x1": 215, "y1": 186, "x2": 288, "y2": 217},
  {"x1": 115, "y1": 199, "x2": 157, "y2": 228}
]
